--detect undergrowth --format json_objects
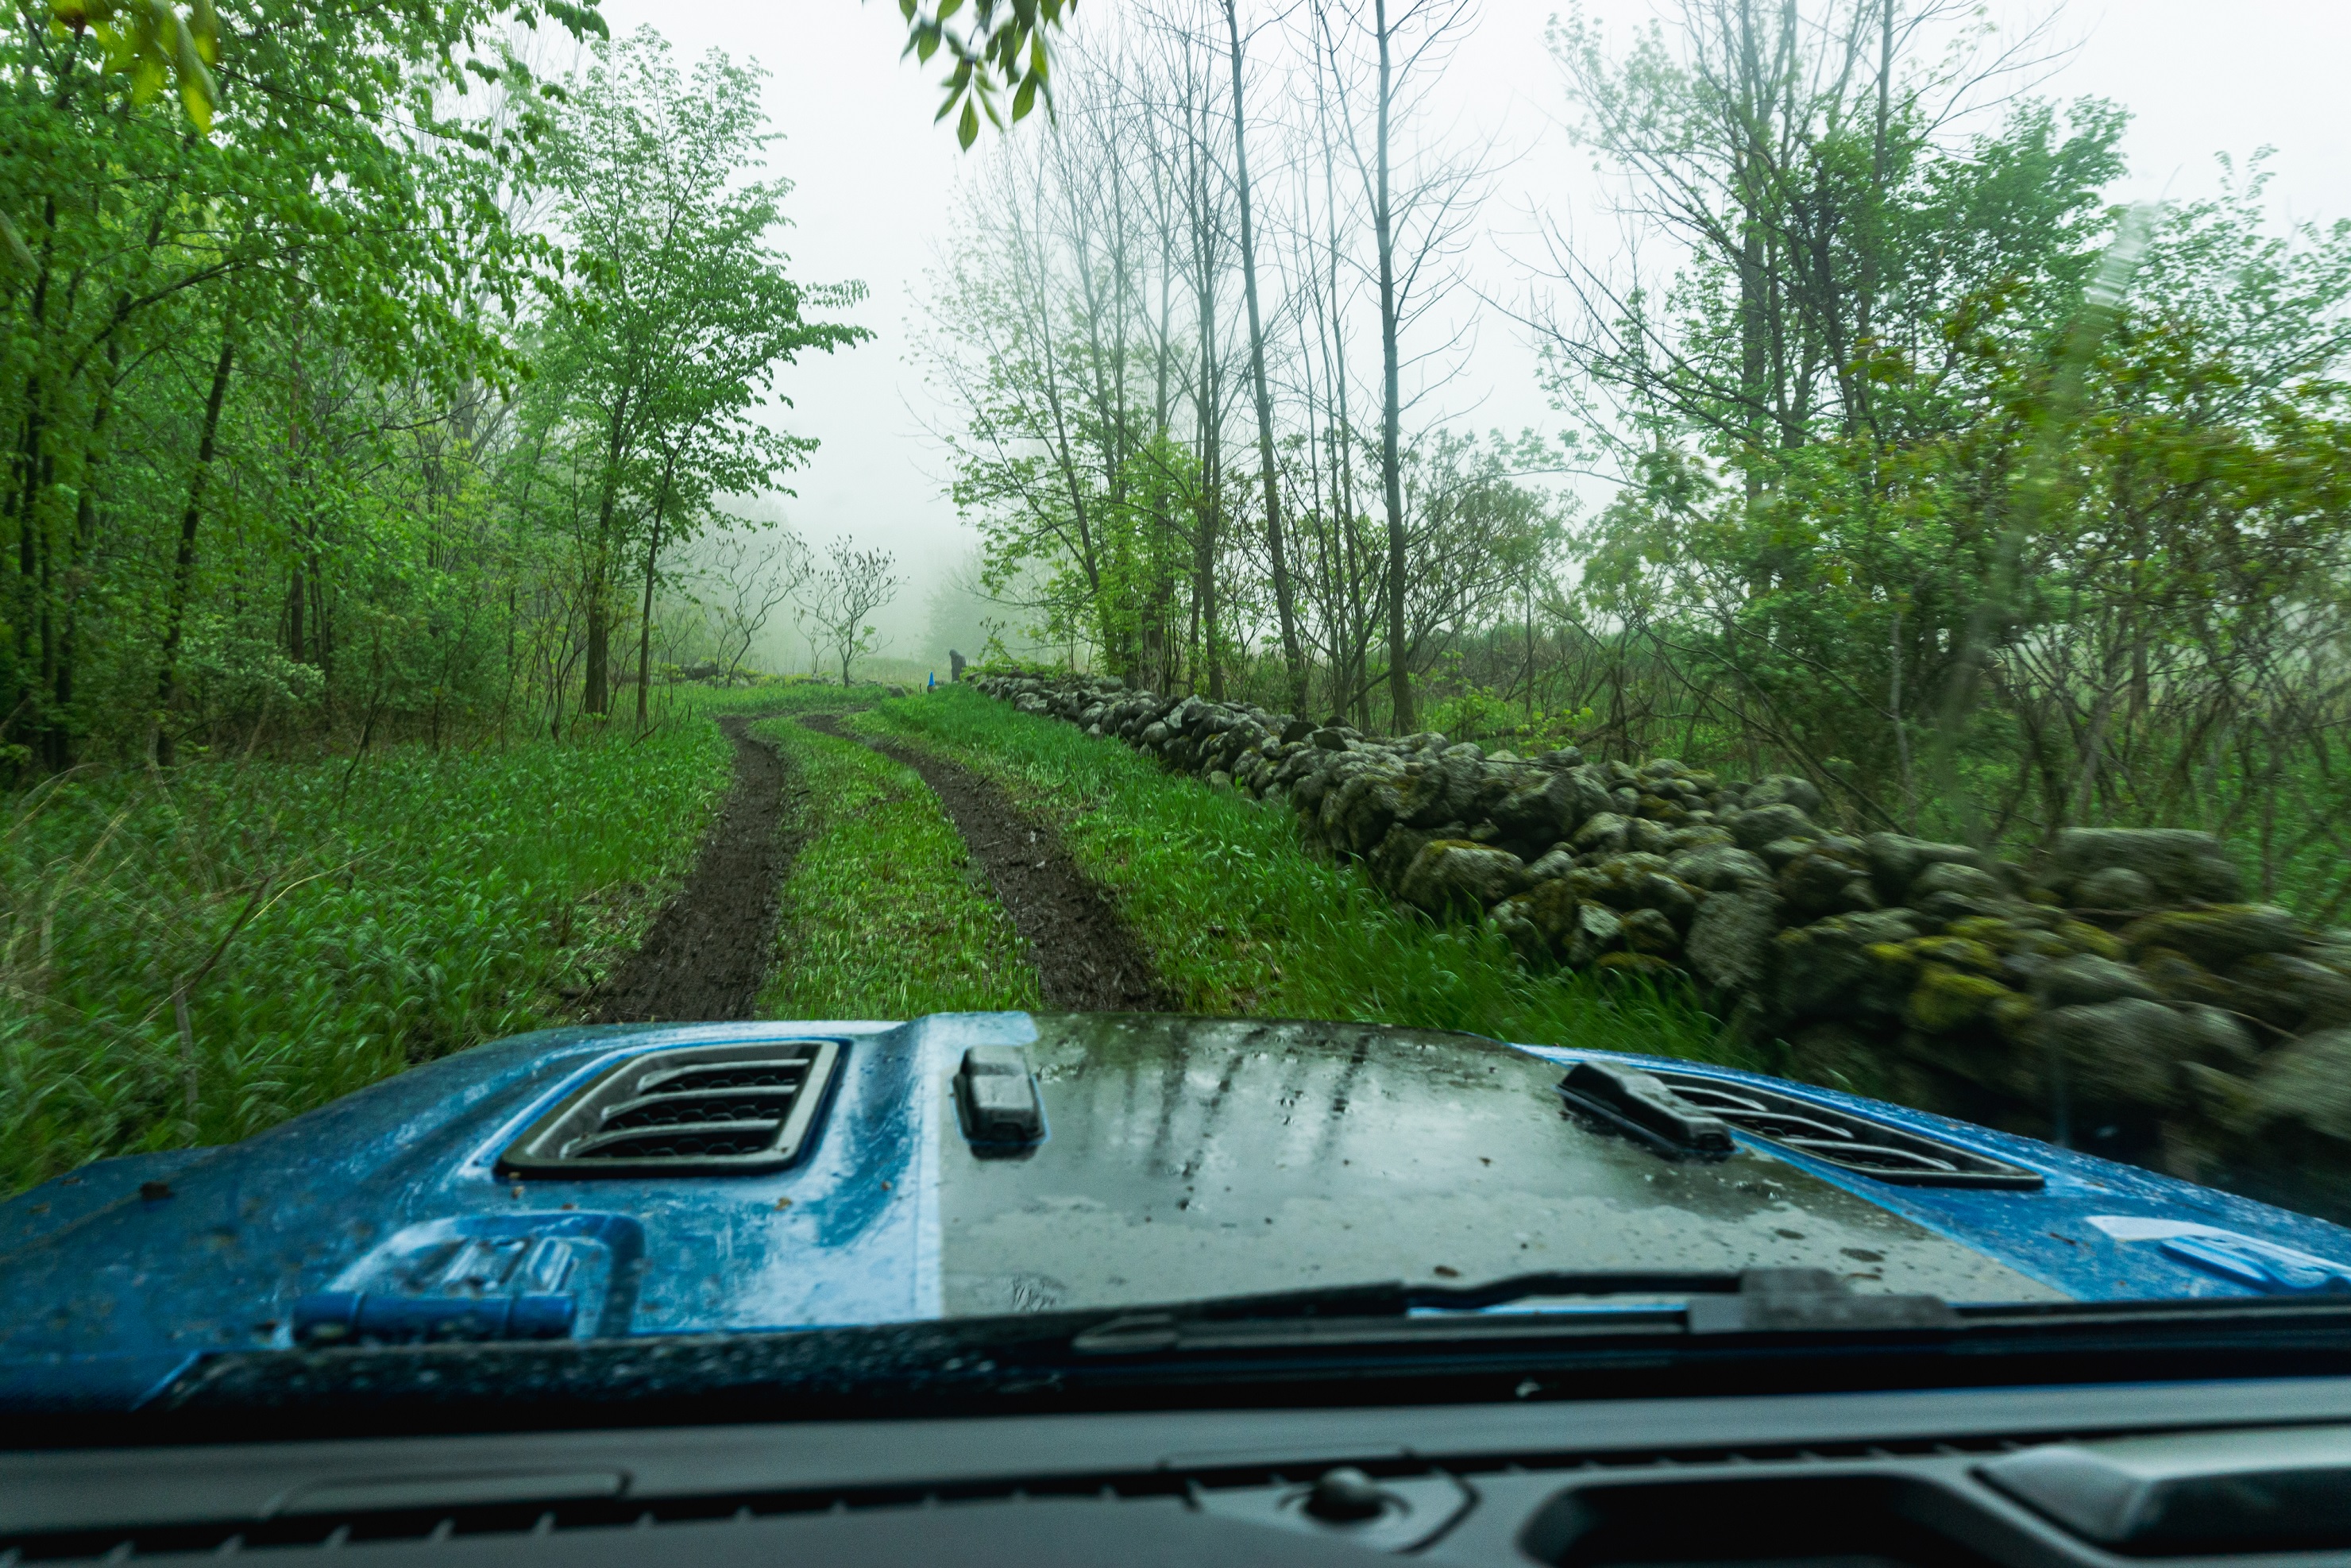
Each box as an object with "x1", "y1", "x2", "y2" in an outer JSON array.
[
  {"x1": 754, "y1": 716, "x2": 1038, "y2": 1020},
  {"x1": 0, "y1": 723, "x2": 731, "y2": 1195},
  {"x1": 858, "y1": 689, "x2": 1736, "y2": 1062}
]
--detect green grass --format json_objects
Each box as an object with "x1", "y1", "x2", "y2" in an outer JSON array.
[
  {"x1": 855, "y1": 689, "x2": 1736, "y2": 1061},
  {"x1": 753, "y1": 716, "x2": 1039, "y2": 1020},
  {"x1": 1, "y1": 722, "x2": 732, "y2": 1195}
]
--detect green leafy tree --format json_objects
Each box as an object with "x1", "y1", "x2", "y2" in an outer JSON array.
[{"x1": 532, "y1": 29, "x2": 870, "y2": 723}]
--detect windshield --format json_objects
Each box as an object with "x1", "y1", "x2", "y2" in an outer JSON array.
[{"x1": 6, "y1": 0, "x2": 2350, "y2": 1431}]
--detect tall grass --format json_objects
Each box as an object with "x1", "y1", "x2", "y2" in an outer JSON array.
[
  {"x1": 754, "y1": 716, "x2": 1039, "y2": 1020},
  {"x1": 1, "y1": 722, "x2": 731, "y2": 1194},
  {"x1": 859, "y1": 690, "x2": 1734, "y2": 1061}
]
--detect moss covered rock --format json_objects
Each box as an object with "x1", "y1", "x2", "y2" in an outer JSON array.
[{"x1": 1906, "y1": 964, "x2": 2013, "y2": 1032}]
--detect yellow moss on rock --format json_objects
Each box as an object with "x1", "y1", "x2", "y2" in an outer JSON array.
[
  {"x1": 1905, "y1": 936, "x2": 2001, "y2": 972},
  {"x1": 1906, "y1": 962, "x2": 2014, "y2": 1032},
  {"x1": 2056, "y1": 919, "x2": 2125, "y2": 960}
]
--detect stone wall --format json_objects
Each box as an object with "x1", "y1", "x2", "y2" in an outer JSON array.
[{"x1": 974, "y1": 670, "x2": 2351, "y2": 1215}]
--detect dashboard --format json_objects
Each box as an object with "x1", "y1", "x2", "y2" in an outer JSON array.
[{"x1": 9, "y1": 1377, "x2": 2351, "y2": 1565}]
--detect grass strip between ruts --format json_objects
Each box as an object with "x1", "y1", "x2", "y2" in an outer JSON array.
[
  {"x1": 854, "y1": 688, "x2": 1739, "y2": 1064},
  {"x1": 753, "y1": 713, "x2": 1040, "y2": 1021}
]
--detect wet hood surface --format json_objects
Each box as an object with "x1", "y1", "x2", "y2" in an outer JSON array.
[
  {"x1": 5, "y1": 1010, "x2": 2349, "y2": 1412},
  {"x1": 943, "y1": 1016, "x2": 2048, "y2": 1311}
]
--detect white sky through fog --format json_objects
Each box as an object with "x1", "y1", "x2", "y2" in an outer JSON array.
[{"x1": 589, "y1": 0, "x2": 2351, "y2": 671}]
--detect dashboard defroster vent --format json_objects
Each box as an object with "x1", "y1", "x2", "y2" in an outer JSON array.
[{"x1": 497, "y1": 1040, "x2": 841, "y2": 1179}]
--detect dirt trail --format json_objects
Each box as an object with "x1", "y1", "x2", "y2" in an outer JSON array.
[
  {"x1": 799, "y1": 713, "x2": 1168, "y2": 1012},
  {"x1": 592, "y1": 715, "x2": 799, "y2": 1023}
]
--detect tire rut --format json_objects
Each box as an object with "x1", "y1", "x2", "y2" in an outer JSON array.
[
  {"x1": 798, "y1": 712, "x2": 1168, "y2": 1012},
  {"x1": 591, "y1": 714, "x2": 801, "y2": 1023}
]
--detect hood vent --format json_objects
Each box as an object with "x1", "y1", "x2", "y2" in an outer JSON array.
[
  {"x1": 1644, "y1": 1069, "x2": 2043, "y2": 1189},
  {"x1": 497, "y1": 1040, "x2": 842, "y2": 1179}
]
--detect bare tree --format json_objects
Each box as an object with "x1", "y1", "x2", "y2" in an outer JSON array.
[
  {"x1": 805, "y1": 539, "x2": 906, "y2": 686},
  {"x1": 705, "y1": 531, "x2": 813, "y2": 683}
]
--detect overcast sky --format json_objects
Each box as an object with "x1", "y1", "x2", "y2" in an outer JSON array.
[{"x1": 592, "y1": 0, "x2": 2351, "y2": 669}]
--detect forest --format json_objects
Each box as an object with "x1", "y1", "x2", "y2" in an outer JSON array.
[
  {"x1": 6, "y1": 0, "x2": 2351, "y2": 1194},
  {"x1": 931, "y1": 0, "x2": 2351, "y2": 917}
]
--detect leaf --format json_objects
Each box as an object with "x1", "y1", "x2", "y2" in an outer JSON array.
[
  {"x1": 1011, "y1": 71, "x2": 1036, "y2": 122},
  {"x1": 957, "y1": 96, "x2": 979, "y2": 149},
  {"x1": 0, "y1": 211, "x2": 37, "y2": 277}
]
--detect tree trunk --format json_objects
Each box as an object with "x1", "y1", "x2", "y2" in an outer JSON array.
[
  {"x1": 635, "y1": 462, "x2": 674, "y2": 731},
  {"x1": 153, "y1": 328, "x2": 237, "y2": 765},
  {"x1": 584, "y1": 392, "x2": 631, "y2": 718},
  {"x1": 1373, "y1": 0, "x2": 1413, "y2": 732},
  {"x1": 1224, "y1": 0, "x2": 1304, "y2": 714}
]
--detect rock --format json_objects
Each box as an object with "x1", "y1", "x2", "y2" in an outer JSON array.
[
  {"x1": 1731, "y1": 803, "x2": 1818, "y2": 852},
  {"x1": 1366, "y1": 825, "x2": 1434, "y2": 893},
  {"x1": 1756, "y1": 836, "x2": 1818, "y2": 872},
  {"x1": 1773, "y1": 910, "x2": 1923, "y2": 1021},
  {"x1": 1905, "y1": 964, "x2": 2014, "y2": 1033},
  {"x1": 2241, "y1": 1028, "x2": 2351, "y2": 1145},
  {"x1": 1745, "y1": 774, "x2": 1824, "y2": 815},
  {"x1": 1489, "y1": 766, "x2": 1612, "y2": 849},
  {"x1": 1573, "y1": 811, "x2": 1631, "y2": 855},
  {"x1": 2179, "y1": 1003, "x2": 2260, "y2": 1068},
  {"x1": 2033, "y1": 954, "x2": 2160, "y2": 1010},
  {"x1": 1906, "y1": 935, "x2": 2002, "y2": 973},
  {"x1": 2229, "y1": 952, "x2": 2351, "y2": 1033},
  {"x1": 1910, "y1": 861, "x2": 2006, "y2": 902},
  {"x1": 1669, "y1": 844, "x2": 1773, "y2": 893},
  {"x1": 1620, "y1": 907, "x2": 1682, "y2": 955},
  {"x1": 1686, "y1": 888, "x2": 1783, "y2": 992},
  {"x1": 2053, "y1": 828, "x2": 2244, "y2": 905},
  {"x1": 1525, "y1": 848, "x2": 1576, "y2": 882},
  {"x1": 1490, "y1": 880, "x2": 1584, "y2": 965},
  {"x1": 1206, "y1": 770, "x2": 1234, "y2": 792},
  {"x1": 2137, "y1": 947, "x2": 2242, "y2": 1012},
  {"x1": 2122, "y1": 905, "x2": 2308, "y2": 969},
  {"x1": 1635, "y1": 792, "x2": 1688, "y2": 824},
  {"x1": 2055, "y1": 918, "x2": 2127, "y2": 961},
  {"x1": 1566, "y1": 902, "x2": 1625, "y2": 967},
  {"x1": 1592, "y1": 951, "x2": 1681, "y2": 979},
  {"x1": 1564, "y1": 853, "x2": 1673, "y2": 909},
  {"x1": 2074, "y1": 866, "x2": 2158, "y2": 910},
  {"x1": 1862, "y1": 834, "x2": 1990, "y2": 901},
  {"x1": 2037, "y1": 998, "x2": 2195, "y2": 1104},
  {"x1": 1397, "y1": 840, "x2": 1530, "y2": 917},
  {"x1": 1778, "y1": 842, "x2": 1878, "y2": 921}
]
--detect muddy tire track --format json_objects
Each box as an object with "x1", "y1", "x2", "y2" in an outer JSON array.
[
  {"x1": 799, "y1": 713, "x2": 1168, "y2": 1012},
  {"x1": 592, "y1": 714, "x2": 801, "y2": 1023}
]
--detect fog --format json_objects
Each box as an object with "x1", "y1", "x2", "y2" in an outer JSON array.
[{"x1": 596, "y1": 0, "x2": 2351, "y2": 678}]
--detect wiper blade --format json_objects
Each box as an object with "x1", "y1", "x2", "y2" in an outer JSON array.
[{"x1": 1071, "y1": 1268, "x2": 1959, "y2": 1354}]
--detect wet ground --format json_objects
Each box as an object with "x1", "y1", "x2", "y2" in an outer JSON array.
[
  {"x1": 591, "y1": 716, "x2": 802, "y2": 1023},
  {"x1": 798, "y1": 713, "x2": 1168, "y2": 1012}
]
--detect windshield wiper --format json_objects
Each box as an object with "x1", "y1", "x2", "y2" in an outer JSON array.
[{"x1": 1071, "y1": 1268, "x2": 1959, "y2": 1354}]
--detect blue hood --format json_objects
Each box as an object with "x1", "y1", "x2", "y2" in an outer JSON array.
[{"x1": 6, "y1": 1012, "x2": 2349, "y2": 1413}]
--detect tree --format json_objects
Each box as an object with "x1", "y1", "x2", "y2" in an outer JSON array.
[
  {"x1": 703, "y1": 531, "x2": 814, "y2": 683},
  {"x1": 805, "y1": 539, "x2": 905, "y2": 686},
  {"x1": 539, "y1": 29, "x2": 868, "y2": 724}
]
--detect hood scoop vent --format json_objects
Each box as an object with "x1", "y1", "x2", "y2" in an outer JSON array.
[
  {"x1": 497, "y1": 1039, "x2": 842, "y2": 1179},
  {"x1": 1646, "y1": 1069, "x2": 2044, "y2": 1189}
]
